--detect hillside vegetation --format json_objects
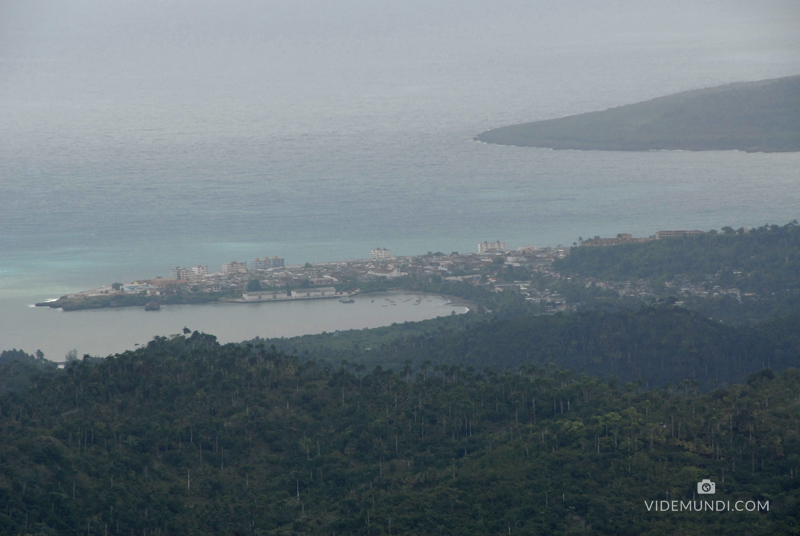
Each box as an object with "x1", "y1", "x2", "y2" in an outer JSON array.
[
  {"x1": 262, "y1": 306, "x2": 800, "y2": 391},
  {"x1": 476, "y1": 75, "x2": 800, "y2": 151},
  {"x1": 555, "y1": 222, "x2": 800, "y2": 323},
  {"x1": 1, "y1": 334, "x2": 800, "y2": 535},
  {"x1": 0, "y1": 349, "x2": 58, "y2": 395}
]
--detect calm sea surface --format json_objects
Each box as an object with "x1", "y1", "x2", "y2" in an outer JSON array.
[{"x1": 2, "y1": 1, "x2": 799, "y2": 358}]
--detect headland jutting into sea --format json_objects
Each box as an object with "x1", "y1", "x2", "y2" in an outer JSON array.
[
  {"x1": 35, "y1": 229, "x2": 732, "y2": 313},
  {"x1": 36, "y1": 242, "x2": 566, "y2": 312},
  {"x1": 475, "y1": 74, "x2": 800, "y2": 152}
]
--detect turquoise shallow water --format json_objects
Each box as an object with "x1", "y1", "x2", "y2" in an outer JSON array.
[{"x1": 2, "y1": 0, "x2": 799, "y2": 358}]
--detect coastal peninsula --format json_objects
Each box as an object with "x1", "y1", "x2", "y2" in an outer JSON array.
[
  {"x1": 33, "y1": 246, "x2": 571, "y2": 313},
  {"x1": 475, "y1": 75, "x2": 800, "y2": 152},
  {"x1": 34, "y1": 222, "x2": 800, "y2": 324}
]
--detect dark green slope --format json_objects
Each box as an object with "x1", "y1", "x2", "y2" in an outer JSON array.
[
  {"x1": 557, "y1": 223, "x2": 800, "y2": 286},
  {"x1": 1, "y1": 334, "x2": 799, "y2": 535},
  {"x1": 476, "y1": 75, "x2": 800, "y2": 152},
  {"x1": 312, "y1": 306, "x2": 800, "y2": 391},
  {"x1": 555, "y1": 222, "x2": 800, "y2": 323}
]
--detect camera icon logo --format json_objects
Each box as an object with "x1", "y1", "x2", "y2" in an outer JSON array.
[{"x1": 697, "y1": 479, "x2": 715, "y2": 494}]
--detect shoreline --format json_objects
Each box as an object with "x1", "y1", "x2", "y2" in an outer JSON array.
[
  {"x1": 33, "y1": 288, "x2": 474, "y2": 314},
  {"x1": 441, "y1": 296, "x2": 476, "y2": 312},
  {"x1": 362, "y1": 290, "x2": 475, "y2": 311}
]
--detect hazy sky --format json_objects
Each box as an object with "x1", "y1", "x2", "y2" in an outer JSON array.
[{"x1": 4, "y1": 1, "x2": 798, "y2": 84}]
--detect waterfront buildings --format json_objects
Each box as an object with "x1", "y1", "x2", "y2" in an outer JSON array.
[
  {"x1": 121, "y1": 283, "x2": 158, "y2": 294},
  {"x1": 581, "y1": 233, "x2": 653, "y2": 246},
  {"x1": 242, "y1": 287, "x2": 339, "y2": 302},
  {"x1": 242, "y1": 290, "x2": 290, "y2": 301},
  {"x1": 291, "y1": 286, "x2": 337, "y2": 298}
]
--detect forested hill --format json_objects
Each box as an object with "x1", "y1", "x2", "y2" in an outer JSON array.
[
  {"x1": 263, "y1": 306, "x2": 800, "y2": 391},
  {"x1": 475, "y1": 75, "x2": 800, "y2": 151},
  {"x1": 1, "y1": 333, "x2": 800, "y2": 535},
  {"x1": 558, "y1": 222, "x2": 800, "y2": 286},
  {"x1": 0, "y1": 349, "x2": 58, "y2": 395},
  {"x1": 555, "y1": 222, "x2": 800, "y2": 323}
]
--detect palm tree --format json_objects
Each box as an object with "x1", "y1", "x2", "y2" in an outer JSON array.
[
  {"x1": 403, "y1": 360, "x2": 413, "y2": 383},
  {"x1": 354, "y1": 363, "x2": 366, "y2": 388},
  {"x1": 421, "y1": 360, "x2": 432, "y2": 381}
]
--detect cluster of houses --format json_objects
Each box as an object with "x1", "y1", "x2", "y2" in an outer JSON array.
[
  {"x1": 88, "y1": 242, "x2": 577, "y2": 306},
  {"x1": 580, "y1": 230, "x2": 704, "y2": 247}
]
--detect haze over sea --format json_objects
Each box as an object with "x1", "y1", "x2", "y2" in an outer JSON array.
[{"x1": 2, "y1": 0, "x2": 800, "y2": 359}]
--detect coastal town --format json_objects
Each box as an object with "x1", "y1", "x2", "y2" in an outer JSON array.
[
  {"x1": 36, "y1": 240, "x2": 566, "y2": 310},
  {"x1": 36, "y1": 229, "x2": 749, "y2": 312}
]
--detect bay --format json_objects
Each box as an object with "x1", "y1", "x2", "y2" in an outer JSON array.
[{"x1": 5, "y1": 293, "x2": 464, "y2": 360}]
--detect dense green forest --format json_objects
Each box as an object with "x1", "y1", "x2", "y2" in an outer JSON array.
[
  {"x1": 258, "y1": 306, "x2": 800, "y2": 391},
  {"x1": 0, "y1": 349, "x2": 59, "y2": 395},
  {"x1": 1, "y1": 333, "x2": 799, "y2": 535},
  {"x1": 475, "y1": 75, "x2": 800, "y2": 151},
  {"x1": 558, "y1": 223, "x2": 800, "y2": 288}
]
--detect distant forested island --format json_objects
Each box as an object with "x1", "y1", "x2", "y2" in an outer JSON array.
[{"x1": 476, "y1": 75, "x2": 800, "y2": 152}]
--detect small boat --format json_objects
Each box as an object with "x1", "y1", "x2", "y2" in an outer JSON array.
[{"x1": 339, "y1": 298, "x2": 355, "y2": 304}]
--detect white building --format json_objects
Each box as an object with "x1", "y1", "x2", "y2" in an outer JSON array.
[
  {"x1": 655, "y1": 230, "x2": 704, "y2": 240},
  {"x1": 291, "y1": 287, "x2": 337, "y2": 299},
  {"x1": 478, "y1": 241, "x2": 506, "y2": 254},
  {"x1": 170, "y1": 267, "x2": 192, "y2": 280},
  {"x1": 251, "y1": 257, "x2": 285, "y2": 270},
  {"x1": 371, "y1": 248, "x2": 392, "y2": 261},
  {"x1": 192, "y1": 265, "x2": 208, "y2": 276},
  {"x1": 242, "y1": 290, "x2": 291, "y2": 301},
  {"x1": 367, "y1": 268, "x2": 407, "y2": 279},
  {"x1": 122, "y1": 283, "x2": 158, "y2": 294},
  {"x1": 221, "y1": 261, "x2": 248, "y2": 275}
]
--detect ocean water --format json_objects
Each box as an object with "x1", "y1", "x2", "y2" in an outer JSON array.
[{"x1": 2, "y1": 0, "x2": 800, "y2": 359}]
